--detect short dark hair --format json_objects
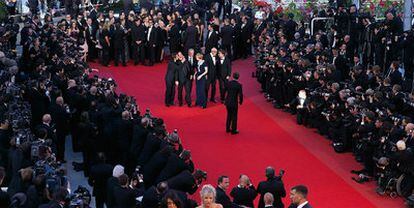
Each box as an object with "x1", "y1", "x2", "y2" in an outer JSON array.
[
  {"x1": 292, "y1": 185, "x2": 308, "y2": 198},
  {"x1": 233, "y1": 72, "x2": 240, "y2": 80},
  {"x1": 218, "y1": 175, "x2": 229, "y2": 184},
  {"x1": 161, "y1": 190, "x2": 183, "y2": 207},
  {"x1": 118, "y1": 174, "x2": 129, "y2": 186}
]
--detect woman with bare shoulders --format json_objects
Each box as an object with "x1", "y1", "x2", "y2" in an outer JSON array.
[{"x1": 196, "y1": 184, "x2": 223, "y2": 208}]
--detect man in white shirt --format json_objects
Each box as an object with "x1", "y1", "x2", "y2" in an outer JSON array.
[{"x1": 289, "y1": 185, "x2": 312, "y2": 208}]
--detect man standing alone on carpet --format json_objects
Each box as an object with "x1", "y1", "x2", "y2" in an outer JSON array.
[{"x1": 225, "y1": 72, "x2": 243, "y2": 134}]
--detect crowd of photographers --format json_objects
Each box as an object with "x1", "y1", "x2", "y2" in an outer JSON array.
[
  {"x1": 254, "y1": 1, "x2": 414, "y2": 204},
  {"x1": 0, "y1": 1, "x2": 240, "y2": 208}
]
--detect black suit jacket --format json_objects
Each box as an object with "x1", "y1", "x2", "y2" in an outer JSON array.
[
  {"x1": 220, "y1": 25, "x2": 234, "y2": 46},
  {"x1": 142, "y1": 186, "x2": 162, "y2": 208},
  {"x1": 230, "y1": 185, "x2": 257, "y2": 208},
  {"x1": 132, "y1": 24, "x2": 146, "y2": 44},
  {"x1": 146, "y1": 26, "x2": 158, "y2": 46},
  {"x1": 205, "y1": 30, "x2": 219, "y2": 52},
  {"x1": 257, "y1": 179, "x2": 286, "y2": 208},
  {"x1": 225, "y1": 80, "x2": 243, "y2": 107},
  {"x1": 113, "y1": 27, "x2": 126, "y2": 49},
  {"x1": 288, "y1": 203, "x2": 312, "y2": 208},
  {"x1": 113, "y1": 186, "x2": 136, "y2": 208},
  {"x1": 49, "y1": 104, "x2": 70, "y2": 134},
  {"x1": 205, "y1": 53, "x2": 217, "y2": 81},
  {"x1": 156, "y1": 154, "x2": 194, "y2": 183},
  {"x1": 165, "y1": 60, "x2": 178, "y2": 84},
  {"x1": 218, "y1": 57, "x2": 231, "y2": 79},
  {"x1": 88, "y1": 163, "x2": 113, "y2": 197},
  {"x1": 216, "y1": 187, "x2": 232, "y2": 208},
  {"x1": 166, "y1": 170, "x2": 198, "y2": 194}
]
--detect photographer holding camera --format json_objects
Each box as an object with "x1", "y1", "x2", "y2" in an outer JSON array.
[{"x1": 257, "y1": 167, "x2": 286, "y2": 208}]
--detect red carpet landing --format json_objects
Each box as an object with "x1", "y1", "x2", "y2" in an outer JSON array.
[{"x1": 92, "y1": 58, "x2": 403, "y2": 208}]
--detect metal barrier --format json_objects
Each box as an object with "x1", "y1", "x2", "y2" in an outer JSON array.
[
  {"x1": 8, "y1": 2, "x2": 104, "y2": 18},
  {"x1": 310, "y1": 17, "x2": 334, "y2": 35}
]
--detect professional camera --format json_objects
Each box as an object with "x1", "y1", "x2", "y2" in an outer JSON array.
[{"x1": 69, "y1": 186, "x2": 92, "y2": 208}]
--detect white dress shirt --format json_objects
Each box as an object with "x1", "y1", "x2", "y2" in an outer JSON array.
[
  {"x1": 147, "y1": 27, "x2": 152, "y2": 41},
  {"x1": 297, "y1": 201, "x2": 309, "y2": 208},
  {"x1": 211, "y1": 54, "x2": 216, "y2": 65}
]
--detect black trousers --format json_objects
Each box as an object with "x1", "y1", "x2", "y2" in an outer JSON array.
[
  {"x1": 165, "y1": 82, "x2": 175, "y2": 105},
  {"x1": 206, "y1": 78, "x2": 217, "y2": 101},
  {"x1": 56, "y1": 131, "x2": 66, "y2": 161},
  {"x1": 133, "y1": 43, "x2": 145, "y2": 65},
  {"x1": 226, "y1": 105, "x2": 238, "y2": 132},
  {"x1": 146, "y1": 45, "x2": 156, "y2": 65},
  {"x1": 218, "y1": 77, "x2": 228, "y2": 101},
  {"x1": 114, "y1": 47, "x2": 126, "y2": 66},
  {"x1": 178, "y1": 80, "x2": 193, "y2": 105},
  {"x1": 185, "y1": 80, "x2": 193, "y2": 105}
]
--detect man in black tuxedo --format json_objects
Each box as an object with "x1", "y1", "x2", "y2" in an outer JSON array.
[
  {"x1": 113, "y1": 174, "x2": 136, "y2": 207},
  {"x1": 288, "y1": 185, "x2": 312, "y2": 208},
  {"x1": 113, "y1": 22, "x2": 127, "y2": 66},
  {"x1": 216, "y1": 175, "x2": 233, "y2": 208},
  {"x1": 177, "y1": 52, "x2": 194, "y2": 107},
  {"x1": 88, "y1": 153, "x2": 113, "y2": 208},
  {"x1": 240, "y1": 16, "x2": 253, "y2": 59},
  {"x1": 257, "y1": 167, "x2": 286, "y2": 208},
  {"x1": 218, "y1": 49, "x2": 231, "y2": 103},
  {"x1": 205, "y1": 24, "x2": 220, "y2": 54},
  {"x1": 146, "y1": 19, "x2": 158, "y2": 66},
  {"x1": 131, "y1": 18, "x2": 146, "y2": 65},
  {"x1": 49, "y1": 97, "x2": 70, "y2": 163},
  {"x1": 165, "y1": 53, "x2": 179, "y2": 107},
  {"x1": 205, "y1": 48, "x2": 218, "y2": 102},
  {"x1": 225, "y1": 72, "x2": 243, "y2": 134},
  {"x1": 220, "y1": 18, "x2": 234, "y2": 59},
  {"x1": 85, "y1": 17, "x2": 98, "y2": 61},
  {"x1": 184, "y1": 49, "x2": 196, "y2": 107},
  {"x1": 167, "y1": 21, "x2": 181, "y2": 54}
]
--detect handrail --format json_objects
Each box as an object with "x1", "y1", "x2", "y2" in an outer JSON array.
[{"x1": 310, "y1": 17, "x2": 334, "y2": 35}]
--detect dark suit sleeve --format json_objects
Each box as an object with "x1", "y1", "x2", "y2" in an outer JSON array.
[
  {"x1": 239, "y1": 84, "x2": 243, "y2": 105},
  {"x1": 280, "y1": 183, "x2": 287, "y2": 197}
]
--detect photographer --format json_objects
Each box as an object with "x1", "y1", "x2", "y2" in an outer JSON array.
[
  {"x1": 230, "y1": 174, "x2": 257, "y2": 208},
  {"x1": 257, "y1": 167, "x2": 286, "y2": 208}
]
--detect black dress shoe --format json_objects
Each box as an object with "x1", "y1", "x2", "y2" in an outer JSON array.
[
  {"x1": 210, "y1": 99, "x2": 217, "y2": 103},
  {"x1": 231, "y1": 130, "x2": 239, "y2": 135},
  {"x1": 187, "y1": 104, "x2": 192, "y2": 107},
  {"x1": 226, "y1": 129, "x2": 231, "y2": 133}
]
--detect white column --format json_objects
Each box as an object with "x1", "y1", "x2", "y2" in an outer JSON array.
[{"x1": 403, "y1": 0, "x2": 413, "y2": 31}]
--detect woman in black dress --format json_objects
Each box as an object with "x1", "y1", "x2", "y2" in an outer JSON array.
[{"x1": 195, "y1": 53, "x2": 208, "y2": 108}]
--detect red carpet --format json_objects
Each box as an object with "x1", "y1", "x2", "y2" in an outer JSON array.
[{"x1": 92, "y1": 58, "x2": 404, "y2": 208}]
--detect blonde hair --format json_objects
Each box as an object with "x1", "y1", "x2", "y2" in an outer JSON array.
[{"x1": 200, "y1": 184, "x2": 216, "y2": 202}]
